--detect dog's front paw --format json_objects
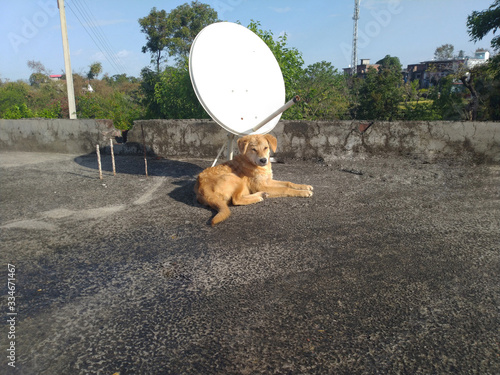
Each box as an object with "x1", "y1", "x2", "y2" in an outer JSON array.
[
  {"x1": 299, "y1": 190, "x2": 313, "y2": 198},
  {"x1": 306, "y1": 185, "x2": 314, "y2": 191}
]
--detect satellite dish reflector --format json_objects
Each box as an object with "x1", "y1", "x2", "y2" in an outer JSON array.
[{"x1": 189, "y1": 22, "x2": 286, "y2": 135}]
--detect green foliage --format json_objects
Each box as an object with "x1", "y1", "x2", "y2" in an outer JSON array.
[
  {"x1": 36, "y1": 102, "x2": 62, "y2": 118},
  {"x1": 2, "y1": 104, "x2": 34, "y2": 119},
  {"x1": 87, "y1": 62, "x2": 103, "y2": 80},
  {"x1": 3, "y1": 5, "x2": 500, "y2": 126},
  {"x1": 166, "y1": 1, "x2": 219, "y2": 62},
  {"x1": 140, "y1": 67, "x2": 163, "y2": 118},
  {"x1": 153, "y1": 65, "x2": 208, "y2": 119},
  {"x1": 2, "y1": 102, "x2": 61, "y2": 119},
  {"x1": 471, "y1": 54, "x2": 500, "y2": 120},
  {"x1": 356, "y1": 56, "x2": 404, "y2": 121},
  {"x1": 138, "y1": 7, "x2": 170, "y2": 71},
  {"x1": 434, "y1": 44, "x2": 455, "y2": 60},
  {"x1": 29, "y1": 73, "x2": 49, "y2": 87},
  {"x1": 0, "y1": 81, "x2": 30, "y2": 116},
  {"x1": 139, "y1": 2, "x2": 218, "y2": 71},
  {"x1": 467, "y1": 0, "x2": 500, "y2": 51},
  {"x1": 76, "y1": 91, "x2": 142, "y2": 130},
  {"x1": 295, "y1": 61, "x2": 350, "y2": 120},
  {"x1": 429, "y1": 76, "x2": 466, "y2": 120}
]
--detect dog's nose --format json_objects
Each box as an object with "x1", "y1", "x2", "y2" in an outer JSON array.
[{"x1": 259, "y1": 158, "x2": 268, "y2": 165}]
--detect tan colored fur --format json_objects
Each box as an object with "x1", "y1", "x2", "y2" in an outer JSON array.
[{"x1": 195, "y1": 134, "x2": 313, "y2": 226}]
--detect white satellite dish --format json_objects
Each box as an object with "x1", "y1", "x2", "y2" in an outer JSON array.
[{"x1": 189, "y1": 22, "x2": 299, "y2": 164}]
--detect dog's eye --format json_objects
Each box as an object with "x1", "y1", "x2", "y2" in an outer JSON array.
[
  {"x1": 252, "y1": 148, "x2": 257, "y2": 152},
  {"x1": 264, "y1": 147, "x2": 268, "y2": 151}
]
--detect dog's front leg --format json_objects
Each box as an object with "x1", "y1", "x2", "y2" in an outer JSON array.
[
  {"x1": 261, "y1": 180, "x2": 313, "y2": 198},
  {"x1": 232, "y1": 191, "x2": 269, "y2": 205}
]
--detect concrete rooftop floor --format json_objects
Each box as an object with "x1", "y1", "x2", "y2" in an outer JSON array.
[{"x1": 0, "y1": 152, "x2": 499, "y2": 374}]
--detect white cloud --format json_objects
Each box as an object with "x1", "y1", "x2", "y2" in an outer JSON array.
[
  {"x1": 91, "y1": 51, "x2": 105, "y2": 61},
  {"x1": 116, "y1": 49, "x2": 131, "y2": 58},
  {"x1": 271, "y1": 7, "x2": 291, "y2": 13}
]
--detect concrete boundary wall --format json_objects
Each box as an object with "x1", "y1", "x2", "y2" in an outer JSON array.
[
  {"x1": 1, "y1": 118, "x2": 499, "y2": 163},
  {"x1": 130, "y1": 119, "x2": 500, "y2": 163},
  {"x1": 0, "y1": 118, "x2": 115, "y2": 155}
]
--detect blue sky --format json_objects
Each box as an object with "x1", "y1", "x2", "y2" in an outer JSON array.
[{"x1": 1, "y1": 0, "x2": 496, "y2": 81}]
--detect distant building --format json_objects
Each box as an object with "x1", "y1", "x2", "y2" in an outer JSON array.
[
  {"x1": 407, "y1": 59, "x2": 465, "y2": 88},
  {"x1": 343, "y1": 58, "x2": 380, "y2": 77},
  {"x1": 49, "y1": 74, "x2": 62, "y2": 81},
  {"x1": 406, "y1": 49, "x2": 490, "y2": 89},
  {"x1": 465, "y1": 49, "x2": 490, "y2": 69}
]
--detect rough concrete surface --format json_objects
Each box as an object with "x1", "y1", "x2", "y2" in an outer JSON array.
[
  {"x1": 130, "y1": 120, "x2": 500, "y2": 163},
  {"x1": 0, "y1": 151, "x2": 499, "y2": 375},
  {"x1": 2, "y1": 118, "x2": 499, "y2": 163}
]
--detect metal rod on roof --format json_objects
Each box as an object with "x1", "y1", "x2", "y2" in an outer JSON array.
[{"x1": 251, "y1": 95, "x2": 300, "y2": 132}]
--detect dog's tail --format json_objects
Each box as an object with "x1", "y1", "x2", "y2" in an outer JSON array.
[
  {"x1": 195, "y1": 175, "x2": 231, "y2": 226},
  {"x1": 211, "y1": 201, "x2": 231, "y2": 226}
]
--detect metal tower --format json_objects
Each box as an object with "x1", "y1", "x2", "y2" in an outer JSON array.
[{"x1": 351, "y1": 0, "x2": 360, "y2": 75}]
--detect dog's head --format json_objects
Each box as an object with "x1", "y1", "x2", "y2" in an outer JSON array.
[{"x1": 237, "y1": 134, "x2": 277, "y2": 167}]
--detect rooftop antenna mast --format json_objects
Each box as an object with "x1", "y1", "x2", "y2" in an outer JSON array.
[{"x1": 351, "y1": 0, "x2": 360, "y2": 75}]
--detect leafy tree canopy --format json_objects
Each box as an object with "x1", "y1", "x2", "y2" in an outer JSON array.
[
  {"x1": 87, "y1": 62, "x2": 102, "y2": 81},
  {"x1": 167, "y1": 1, "x2": 219, "y2": 62},
  {"x1": 467, "y1": 0, "x2": 500, "y2": 51},
  {"x1": 139, "y1": 2, "x2": 218, "y2": 71},
  {"x1": 434, "y1": 44, "x2": 455, "y2": 60},
  {"x1": 376, "y1": 55, "x2": 402, "y2": 71}
]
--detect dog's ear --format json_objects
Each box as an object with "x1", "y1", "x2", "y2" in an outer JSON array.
[
  {"x1": 237, "y1": 136, "x2": 249, "y2": 154},
  {"x1": 264, "y1": 134, "x2": 277, "y2": 152}
]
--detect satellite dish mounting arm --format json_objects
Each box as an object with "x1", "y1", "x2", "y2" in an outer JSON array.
[{"x1": 251, "y1": 95, "x2": 300, "y2": 132}]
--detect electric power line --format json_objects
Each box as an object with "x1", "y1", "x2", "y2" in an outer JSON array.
[
  {"x1": 72, "y1": 0, "x2": 128, "y2": 73},
  {"x1": 65, "y1": 0, "x2": 128, "y2": 75}
]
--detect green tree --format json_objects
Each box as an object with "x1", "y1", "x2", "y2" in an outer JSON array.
[
  {"x1": 140, "y1": 67, "x2": 163, "y2": 118},
  {"x1": 463, "y1": 56, "x2": 500, "y2": 120},
  {"x1": 27, "y1": 60, "x2": 50, "y2": 87},
  {"x1": 139, "y1": 2, "x2": 218, "y2": 71},
  {"x1": 356, "y1": 55, "x2": 404, "y2": 120},
  {"x1": 153, "y1": 64, "x2": 208, "y2": 119},
  {"x1": 29, "y1": 73, "x2": 49, "y2": 87},
  {"x1": 434, "y1": 44, "x2": 455, "y2": 60},
  {"x1": 297, "y1": 61, "x2": 350, "y2": 120},
  {"x1": 87, "y1": 62, "x2": 102, "y2": 81},
  {"x1": 401, "y1": 80, "x2": 441, "y2": 121},
  {"x1": 139, "y1": 7, "x2": 170, "y2": 71},
  {"x1": 0, "y1": 82, "x2": 30, "y2": 116},
  {"x1": 76, "y1": 90, "x2": 142, "y2": 130},
  {"x1": 430, "y1": 75, "x2": 465, "y2": 120},
  {"x1": 166, "y1": 1, "x2": 219, "y2": 63},
  {"x1": 467, "y1": 0, "x2": 500, "y2": 51}
]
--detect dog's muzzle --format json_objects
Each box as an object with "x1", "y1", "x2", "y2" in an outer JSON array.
[{"x1": 258, "y1": 158, "x2": 268, "y2": 166}]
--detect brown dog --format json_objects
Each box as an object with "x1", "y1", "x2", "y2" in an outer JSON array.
[{"x1": 195, "y1": 134, "x2": 313, "y2": 226}]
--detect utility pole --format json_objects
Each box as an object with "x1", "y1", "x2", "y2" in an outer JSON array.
[
  {"x1": 351, "y1": 0, "x2": 360, "y2": 76},
  {"x1": 58, "y1": 0, "x2": 77, "y2": 119}
]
